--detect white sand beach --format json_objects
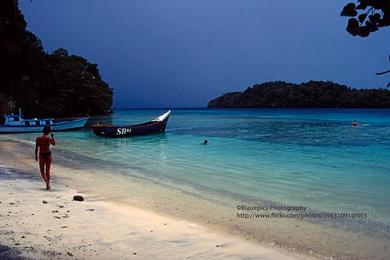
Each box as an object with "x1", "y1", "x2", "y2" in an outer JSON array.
[{"x1": 0, "y1": 140, "x2": 310, "y2": 260}]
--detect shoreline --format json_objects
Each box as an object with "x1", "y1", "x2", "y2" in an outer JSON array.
[
  {"x1": 1, "y1": 138, "x2": 389, "y2": 259},
  {"x1": 0, "y1": 140, "x2": 309, "y2": 259},
  {"x1": 0, "y1": 244, "x2": 29, "y2": 260}
]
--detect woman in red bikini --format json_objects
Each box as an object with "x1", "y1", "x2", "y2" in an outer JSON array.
[{"x1": 35, "y1": 126, "x2": 56, "y2": 190}]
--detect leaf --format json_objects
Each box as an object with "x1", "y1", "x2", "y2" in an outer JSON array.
[
  {"x1": 341, "y1": 3, "x2": 357, "y2": 17},
  {"x1": 369, "y1": 13, "x2": 381, "y2": 24},
  {"x1": 346, "y1": 18, "x2": 360, "y2": 36},
  {"x1": 358, "y1": 25, "x2": 370, "y2": 37},
  {"x1": 365, "y1": 21, "x2": 378, "y2": 32},
  {"x1": 358, "y1": 13, "x2": 367, "y2": 23},
  {"x1": 356, "y1": 0, "x2": 369, "y2": 10}
]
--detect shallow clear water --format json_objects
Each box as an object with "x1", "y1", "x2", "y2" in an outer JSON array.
[{"x1": 9, "y1": 109, "x2": 390, "y2": 225}]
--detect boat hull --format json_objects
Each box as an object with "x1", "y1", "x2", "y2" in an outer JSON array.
[
  {"x1": 92, "y1": 116, "x2": 170, "y2": 138},
  {"x1": 0, "y1": 117, "x2": 89, "y2": 134}
]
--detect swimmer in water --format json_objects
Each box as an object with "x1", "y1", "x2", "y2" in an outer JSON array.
[
  {"x1": 203, "y1": 139, "x2": 208, "y2": 145},
  {"x1": 352, "y1": 120, "x2": 359, "y2": 126},
  {"x1": 35, "y1": 126, "x2": 56, "y2": 190}
]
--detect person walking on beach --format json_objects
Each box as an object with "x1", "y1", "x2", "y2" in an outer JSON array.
[{"x1": 35, "y1": 126, "x2": 55, "y2": 190}]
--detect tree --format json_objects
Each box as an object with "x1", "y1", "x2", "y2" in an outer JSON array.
[
  {"x1": 341, "y1": 0, "x2": 390, "y2": 37},
  {"x1": 207, "y1": 81, "x2": 390, "y2": 108},
  {"x1": 0, "y1": 0, "x2": 113, "y2": 116},
  {"x1": 341, "y1": 1, "x2": 390, "y2": 86},
  {"x1": 375, "y1": 55, "x2": 390, "y2": 87}
]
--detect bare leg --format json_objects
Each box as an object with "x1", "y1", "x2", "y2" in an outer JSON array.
[
  {"x1": 39, "y1": 155, "x2": 48, "y2": 185},
  {"x1": 45, "y1": 155, "x2": 52, "y2": 190}
]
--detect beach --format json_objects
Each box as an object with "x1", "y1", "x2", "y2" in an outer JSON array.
[
  {"x1": 4, "y1": 0, "x2": 390, "y2": 258},
  {"x1": 0, "y1": 140, "x2": 309, "y2": 260},
  {"x1": 1, "y1": 109, "x2": 390, "y2": 259}
]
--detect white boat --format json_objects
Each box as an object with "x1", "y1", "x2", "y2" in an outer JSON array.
[{"x1": 0, "y1": 112, "x2": 89, "y2": 133}]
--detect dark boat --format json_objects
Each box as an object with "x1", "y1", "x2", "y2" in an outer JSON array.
[{"x1": 92, "y1": 110, "x2": 171, "y2": 137}]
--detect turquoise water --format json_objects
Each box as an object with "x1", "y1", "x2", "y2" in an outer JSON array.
[{"x1": 10, "y1": 109, "x2": 390, "y2": 226}]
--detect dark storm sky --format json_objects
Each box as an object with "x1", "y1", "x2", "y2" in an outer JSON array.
[{"x1": 20, "y1": 0, "x2": 389, "y2": 108}]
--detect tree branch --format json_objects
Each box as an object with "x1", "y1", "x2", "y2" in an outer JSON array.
[{"x1": 376, "y1": 70, "x2": 390, "y2": 76}]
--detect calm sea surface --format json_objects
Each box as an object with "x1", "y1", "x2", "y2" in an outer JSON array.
[{"x1": 8, "y1": 108, "x2": 390, "y2": 230}]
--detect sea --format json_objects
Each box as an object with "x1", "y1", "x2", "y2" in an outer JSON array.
[{"x1": 3, "y1": 108, "x2": 390, "y2": 258}]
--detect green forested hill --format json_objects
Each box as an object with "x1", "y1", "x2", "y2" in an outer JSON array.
[
  {"x1": 208, "y1": 81, "x2": 390, "y2": 108},
  {"x1": 0, "y1": 0, "x2": 113, "y2": 117}
]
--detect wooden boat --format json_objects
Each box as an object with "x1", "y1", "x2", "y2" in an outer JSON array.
[
  {"x1": 92, "y1": 110, "x2": 171, "y2": 137},
  {"x1": 0, "y1": 113, "x2": 89, "y2": 134}
]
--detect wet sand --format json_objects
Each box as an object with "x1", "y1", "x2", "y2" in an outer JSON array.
[{"x1": 0, "y1": 140, "x2": 308, "y2": 260}]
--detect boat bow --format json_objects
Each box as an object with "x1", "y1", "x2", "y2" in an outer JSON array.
[{"x1": 152, "y1": 110, "x2": 171, "y2": 122}]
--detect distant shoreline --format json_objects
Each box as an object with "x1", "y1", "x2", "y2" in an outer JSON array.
[{"x1": 208, "y1": 81, "x2": 390, "y2": 108}]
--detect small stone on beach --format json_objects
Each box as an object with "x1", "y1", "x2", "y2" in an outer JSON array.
[
  {"x1": 42, "y1": 200, "x2": 48, "y2": 204},
  {"x1": 73, "y1": 195, "x2": 84, "y2": 201}
]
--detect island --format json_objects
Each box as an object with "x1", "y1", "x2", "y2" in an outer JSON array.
[{"x1": 208, "y1": 81, "x2": 390, "y2": 108}]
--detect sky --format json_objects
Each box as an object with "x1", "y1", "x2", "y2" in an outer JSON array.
[{"x1": 20, "y1": 0, "x2": 389, "y2": 108}]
